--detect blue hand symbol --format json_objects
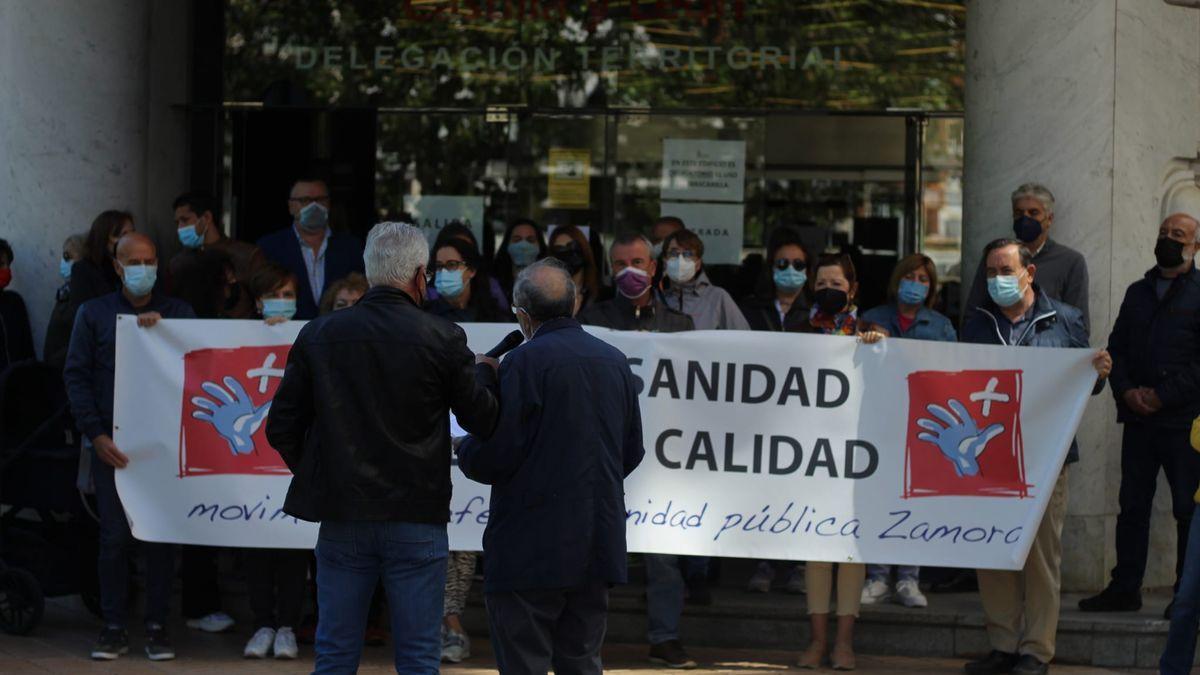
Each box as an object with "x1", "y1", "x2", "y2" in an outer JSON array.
[
  {"x1": 191, "y1": 376, "x2": 272, "y2": 456},
  {"x1": 916, "y1": 398, "x2": 1004, "y2": 477}
]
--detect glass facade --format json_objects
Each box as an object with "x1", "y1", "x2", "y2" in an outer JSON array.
[
  {"x1": 214, "y1": 0, "x2": 965, "y2": 307},
  {"x1": 225, "y1": 1, "x2": 965, "y2": 110}
]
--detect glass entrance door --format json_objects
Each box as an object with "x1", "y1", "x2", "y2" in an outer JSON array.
[{"x1": 222, "y1": 106, "x2": 962, "y2": 312}]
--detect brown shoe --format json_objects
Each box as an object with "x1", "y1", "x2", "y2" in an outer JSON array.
[
  {"x1": 796, "y1": 641, "x2": 824, "y2": 669},
  {"x1": 831, "y1": 642, "x2": 856, "y2": 671}
]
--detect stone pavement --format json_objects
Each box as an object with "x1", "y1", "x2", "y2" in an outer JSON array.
[{"x1": 0, "y1": 596, "x2": 1158, "y2": 674}]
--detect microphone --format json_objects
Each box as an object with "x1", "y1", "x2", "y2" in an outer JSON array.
[{"x1": 485, "y1": 330, "x2": 525, "y2": 359}]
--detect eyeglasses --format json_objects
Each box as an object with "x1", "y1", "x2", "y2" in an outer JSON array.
[
  {"x1": 774, "y1": 258, "x2": 807, "y2": 271},
  {"x1": 664, "y1": 250, "x2": 696, "y2": 260},
  {"x1": 288, "y1": 195, "x2": 329, "y2": 206},
  {"x1": 433, "y1": 261, "x2": 469, "y2": 272}
]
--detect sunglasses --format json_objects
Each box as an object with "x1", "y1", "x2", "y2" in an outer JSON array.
[{"x1": 774, "y1": 258, "x2": 807, "y2": 271}]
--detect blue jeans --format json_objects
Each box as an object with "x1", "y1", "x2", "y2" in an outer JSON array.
[
  {"x1": 867, "y1": 564, "x2": 919, "y2": 583},
  {"x1": 314, "y1": 521, "x2": 448, "y2": 674},
  {"x1": 644, "y1": 554, "x2": 685, "y2": 644},
  {"x1": 93, "y1": 457, "x2": 173, "y2": 628},
  {"x1": 1161, "y1": 503, "x2": 1200, "y2": 674}
]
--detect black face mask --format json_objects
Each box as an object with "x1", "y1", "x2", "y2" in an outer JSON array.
[
  {"x1": 814, "y1": 288, "x2": 849, "y2": 315},
  {"x1": 1013, "y1": 215, "x2": 1044, "y2": 244},
  {"x1": 551, "y1": 245, "x2": 585, "y2": 275},
  {"x1": 1156, "y1": 237, "x2": 1187, "y2": 270}
]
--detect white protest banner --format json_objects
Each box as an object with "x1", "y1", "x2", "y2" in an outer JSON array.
[
  {"x1": 660, "y1": 201, "x2": 744, "y2": 265},
  {"x1": 402, "y1": 194, "x2": 485, "y2": 246},
  {"x1": 114, "y1": 319, "x2": 1097, "y2": 570},
  {"x1": 660, "y1": 139, "x2": 746, "y2": 203}
]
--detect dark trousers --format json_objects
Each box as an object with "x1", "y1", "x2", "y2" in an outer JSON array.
[
  {"x1": 246, "y1": 548, "x2": 308, "y2": 629},
  {"x1": 485, "y1": 581, "x2": 609, "y2": 675},
  {"x1": 93, "y1": 457, "x2": 173, "y2": 628},
  {"x1": 1112, "y1": 424, "x2": 1200, "y2": 593},
  {"x1": 181, "y1": 545, "x2": 222, "y2": 619}
]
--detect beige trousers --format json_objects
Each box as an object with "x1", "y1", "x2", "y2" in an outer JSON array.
[
  {"x1": 806, "y1": 562, "x2": 866, "y2": 616},
  {"x1": 977, "y1": 468, "x2": 1069, "y2": 663}
]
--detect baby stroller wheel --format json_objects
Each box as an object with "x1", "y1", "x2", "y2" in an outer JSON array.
[{"x1": 0, "y1": 568, "x2": 44, "y2": 635}]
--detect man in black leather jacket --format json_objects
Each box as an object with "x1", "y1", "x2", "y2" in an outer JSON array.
[{"x1": 267, "y1": 221, "x2": 499, "y2": 674}]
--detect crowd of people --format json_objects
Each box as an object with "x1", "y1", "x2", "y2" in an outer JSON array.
[{"x1": 0, "y1": 176, "x2": 1197, "y2": 675}]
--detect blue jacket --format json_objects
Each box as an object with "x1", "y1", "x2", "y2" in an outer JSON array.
[
  {"x1": 1107, "y1": 265, "x2": 1200, "y2": 429},
  {"x1": 961, "y1": 285, "x2": 1099, "y2": 463},
  {"x1": 63, "y1": 291, "x2": 195, "y2": 441},
  {"x1": 257, "y1": 226, "x2": 365, "y2": 320},
  {"x1": 861, "y1": 303, "x2": 957, "y2": 342},
  {"x1": 457, "y1": 318, "x2": 645, "y2": 593}
]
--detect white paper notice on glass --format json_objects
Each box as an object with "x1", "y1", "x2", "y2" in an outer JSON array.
[
  {"x1": 403, "y1": 195, "x2": 486, "y2": 246},
  {"x1": 660, "y1": 139, "x2": 746, "y2": 203},
  {"x1": 659, "y1": 201, "x2": 745, "y2": 265}
]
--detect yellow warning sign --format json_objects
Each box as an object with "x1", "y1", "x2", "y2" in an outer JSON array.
[{"x1": 547, "y1": 148, "x2": 591, "y2": 209}]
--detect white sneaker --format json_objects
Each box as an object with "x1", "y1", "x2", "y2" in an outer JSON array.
[
  {"x1": 441, "y1": 629, "x2": 471, "y2": 663},
  {"x1": 273, "y1": 627, "x2": 298, "y2": 659},
  {"x1": 895, "y1": 579, "x2": 928, "y2": 608},
  {"x1": 747, "y1": 562, "x2": 775, "y2": 593},
  {"x1": 243, "y1": 627, "x2": 275, "y2": 659},
  {"x1": 861, "y1": 578, "x2": 891, "y2": 605},
  {"x1": 784, "y1": 565, "x2": 806, "y2": 595},
  {"x1": 186, "y1": 611, "x2": 235, "y2": 633}
]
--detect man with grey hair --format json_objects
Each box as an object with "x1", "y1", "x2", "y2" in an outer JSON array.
[
  {"x1": 1082, "y1": 212, "x2": 1200, "y2": 621},
  {"x1": 580, "y1": 232, "x2": 693, "y2": 332},
  {"x1": 458, "y1": 258, "x2": 645, "y2": 675},
  {"x1": 268, "y1": 221, "x2": 500, "y2": 673},
  {"x1": 965, "y1": 182, "x2": 1090, "y2": 329}
]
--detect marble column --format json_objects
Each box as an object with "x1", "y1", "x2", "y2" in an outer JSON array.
[
  {"x1": 964, "y1": 0, "x2": 1200, "y2": 591},
  {"x1": 0, "y1": 0, "x2": 190, "y2": 355}
]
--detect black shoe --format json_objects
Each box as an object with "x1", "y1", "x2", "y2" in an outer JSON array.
[
  {"x1": 1164, "y1": 600, "x2": 1174, "y2": 620},
  {"x1": 930, "y1": 569, "x2": 979, "y2": 593},
  {"x1": 1077, "y1": 585, "x2": 1142, "y2": 612},
  {"x1": 91, "y1": 625, "x2": 129, "y2": 660},
  {"x1": 649, "y1": 640, "x2": 698, "y2": 669},
  {"x1": 1011, "y1": 654, "x2": 1048, "y2": 675},
  {"x1": 685, "y1": 577, "x2": 712, "y2": 606},
  {"x1": 144, "y1": 623, "x2": 176, "y2": 661},
  {"x1": 963, "y1": 649, "x2": 1018, "y2": 675}
]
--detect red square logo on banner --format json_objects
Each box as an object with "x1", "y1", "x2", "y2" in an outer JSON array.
[
  {"x1": 178, "y1": 345, "x2": 292, "y2": 477},
  {"x1": 903, "y1": 369, "x2": 1028, "y2": 498}
]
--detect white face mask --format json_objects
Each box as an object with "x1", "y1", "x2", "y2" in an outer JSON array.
[
  {"x1": 512, "y1": 306, "x2": 532, "y2": 341},
  {"x1": 666, "y1": 256, "x2": 696, "y2": 284}
]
